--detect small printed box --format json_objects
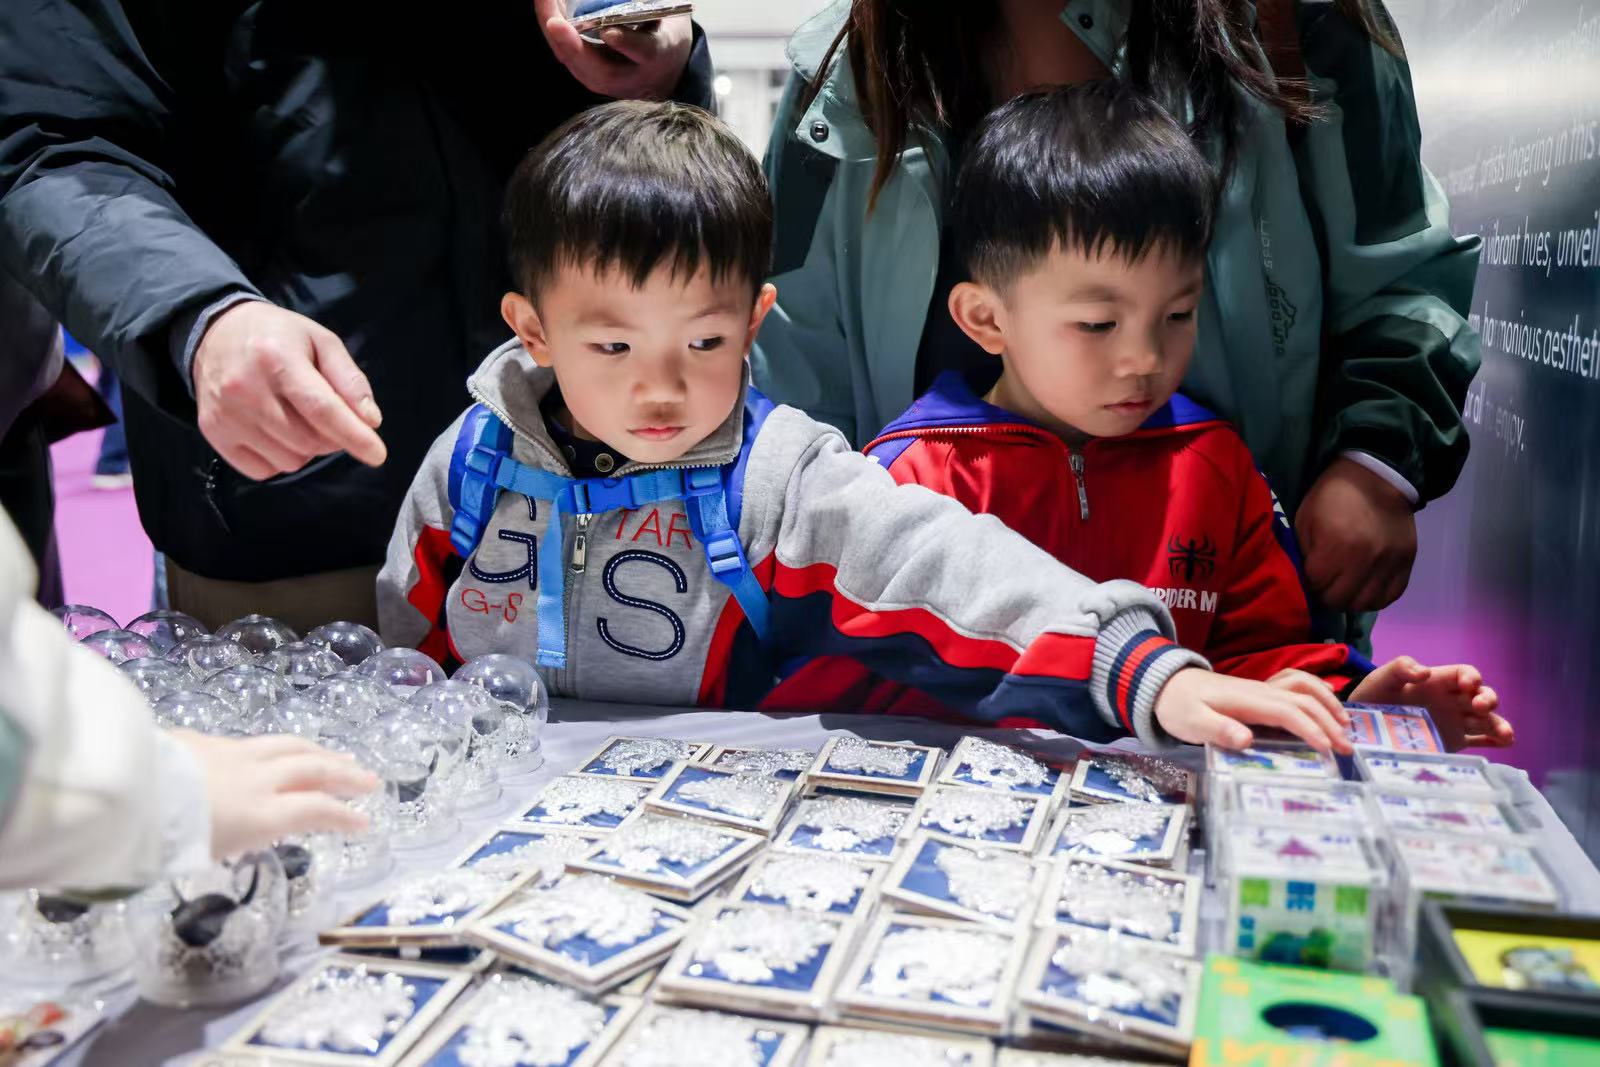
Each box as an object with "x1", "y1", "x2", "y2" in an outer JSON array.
[
  {"x1": 572, "y1": 736, "x2": 709, "y2": 782},
  {"x1": 467, "y1": 875, "x2": 691, "y2": 995},
  {"x1": 397, "y1": 973, "x2": 639, "y2": 1067},
  {"x1": 804, "y1": 736, "x2": 942, "y2": 796},
  {"x1": 936, "y1": 736, "x2": 1070, "y2": 808},
  {"x1": 771, "y1": 792, "x2": 913, "y2": 864},
  {"x1": 321, "y1": 867, "x2": 533, "y2": 950},
  {"x1": 804, "y1": 1026, "x2": 995, "y2": 1067},
  {"x1": 646, "y1": 763, "x2": 797, "y2": 836},
  {"x1": 1225, "y1": 779, "x2": 1369, "y2": 831},
  {"x1": 1435, "y1": 987, "x2": 1600, "y2": 1067},
  {"x1": 1346, "y1": 702, "x2": 1446, "y2": 753},
  {"x1": 1418, "y1": 900, "x2": 1600, "y2": 1004},
  {"x1": 834, "y1": 912, "x2": 1025, "y2": 1036},
  {"x1": 698, "y1": 744, "x2": 817, "y2": 780},
  {"x1": 1356, "y1": 750, "x2": 1500, "y2": 800},
  {"x1": 1392, "y1": 832, "x2": 1560, "y2": 910},
  {"x1": 511, "y1": 775, "x2": 658, "y2": 833},
  {"x1": 729, "y1": 850, "x2": 884, "y2": 918},
  {"x1": 1207, "y1": 740, "x2": 1340, "y2": 782},
  {"x1": 224, "y1": 957, "x2": 471, "y2": 1066},
  {"x1": 1035, "y1": 857, "x2": 1201, "y2": 956},
  {"x1": 882, "y1": 830, "x2": 1047, "y2": 927},
  {"x1": 1018, "y1": 926, "x2": 1199, "y2": 1057},
  {"x1": 1069, "y1": 752, "x2": 1196, "y2": 806},
  {"x1": 1039, "y1": 800, "x2": 1189, "y2": 866},
  {"x1": 600, "y1": 1005, "x2": 808, "y2": 1067},
  {"x1": 655, "y1": 903, "x2": 855, "y2": 1020},
  {"x1": 909, "y1": 784, "x2": 1050, "y2": 853},
  {"x1": 1223, "y1": 825, "x2": 1390, "y2": 973},
  {"x1": 1373, "y1": 791, "x2": 1522, "y2": 838},
  {"x1": 566, "y1": 811, "x2": 764, "y2": 903}
]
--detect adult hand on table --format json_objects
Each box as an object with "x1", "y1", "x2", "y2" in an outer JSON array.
[
  {"x1": 1295, "y1": 456, "x2": 1417, "y2": 613},
  {"x1": 535, "y1": 0, "x2": 694, "y2": 100},
  {"x1": 192, "y1": 301, "x2": 387, "y2": 480}
]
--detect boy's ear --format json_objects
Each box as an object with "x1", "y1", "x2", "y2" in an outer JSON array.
[
  {"x1": 743, "y1": 283, "x2": 779, "y2": 353},
  {"x1": 948, "y1": 281, "x2": 1008, "y2": 356},
  {"x1": 501, "y1": 292, "x2": 553, "y2": 368}
]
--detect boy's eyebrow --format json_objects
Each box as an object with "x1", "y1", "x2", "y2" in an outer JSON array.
[
  {"x1": 1061, "y1": 283, "x2": 1127, "y2": 302},
  {"x1": 688, "y1": 299, "x2": 747, "y2": 319},
  {"x1": 574, "y1": 309, "x2": 638, "y2": 329}
]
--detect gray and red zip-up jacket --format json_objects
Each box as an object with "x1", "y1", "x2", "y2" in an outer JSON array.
[{"x1": 376, "y1": 340, "x2": 1207, "y2": 743}]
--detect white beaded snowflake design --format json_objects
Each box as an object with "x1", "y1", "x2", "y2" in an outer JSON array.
[
  {"x1": 382, "y1": 868, "x2": 505, "y2": 927},
  {"x1": 863, "y1": 927, "x2": 1009, "y2": 1007},
  {"x1": 711, "y1": 748, "x2": 815, "y2": 777},
  {"x1": 467, "y1": 835, "x2": 595, "y2": 886},
  {"x1": 919, "y1": 788, "x2": 1030, "y2": 839},
  {"x1": 501, "y1": 876, "x2": 668, "y2": 950},
  {"x1": 676, "y1": 772, "x2": 787, "y2": 819},
  {"x1": 957, "y1": 737, "x2": 1051, "y2": 789},
  {"x1": 1054, "y1": 804, "x2": 1173, "y2": 856},
  {"x1": 595, "y1": 814, "x2": 736, "y2": 875},
  {"x1": 826, "y1": 737, "x2": 917, "y2": 777},
  {"x1": 1096, "y1": 755, "x2": 1191, "y2": 803},
  {"x1": 748, "y1": 853, "x2": 870, "y2": 912},
  {"x1": 616, "y1": 1009, "x2": 774, "y2": 1067},
  {"x1": 820, "y1": 1031, "x2": 986, "y2": 1067},
  {"x1": 531, "y1": 777, "x2": 647, "y2": 825},
  {"x1": 258, "y1": 967, "x2": 416, "y2": 1054},
  {"x1": 1047, "y1": 931, "x2": 1189, "y2": 1018},
  {"x1": 690, "y1": 908, "x2": 834, "y2": 984},
  {"x1": 456, "y1": 976, "x2": 607, "y2": 1067},
  {"x1": 794, "y1": 796, "x2": 906, "y2": 851},
  {"x1": 931, "y1": 843, "x2": 1035, "y2": 919},
  {"x1": 595, "y1": 738, "x2": 694, "y2": 776},
  {"x1": 1052, "y1": 862, "x2": 1184, "y2": 943}
]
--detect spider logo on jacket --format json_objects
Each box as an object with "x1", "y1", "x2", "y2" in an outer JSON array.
[{"x1": 1166, "y1": 534, "x2": 1217, "y2": 582}]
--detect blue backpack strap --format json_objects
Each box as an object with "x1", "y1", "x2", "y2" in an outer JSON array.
[{"x1": 447, "y1": 404, "x2": 513, "y2": 559}]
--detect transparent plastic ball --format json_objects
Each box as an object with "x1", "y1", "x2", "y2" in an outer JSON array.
[
  {"x1": 454, "y1": 653, "x2": 546, "y2": 775},
  {"x1": 215, "y1": 614, "x2": 299, "y2": 656},
  {"x1": 274, "y1": 834, "x2": 341, "y2": 938},
  {"x1": 51, "y1": 604, "x2": 119, "y2": 639},
  {"x1": 129, "y1": 849, "x2": 287, "y2": 1007},
  {"x1": 266, "y1": 693, "x2": 327, "y2": 740},
  {"x1": 305, "y1": 621, "x2": 386, "y2": 668},
  {"x1": 80, "y1": 628, "x2": 158, "y2": 665},
  {"x1": 409, "y1": 682, "x2": 505, "y2": 807},
  {"x1": 125, "y1": 609, "x2": 208, "y2": 654},
  {"x1": 119, "y1": 656, "x2": 191, "y2": 704},
  {"x1": 258, "y1": 641, "x2": 345, "y2": 690},
  {"x1": 304, "y1": 675, "x2": 391, "y2": 738},
  {"x1": 201, "y1": 664, "x2": 289, "y2": 726},
  {"x1": 353, "y1": 647, "x2": 446, "y2": 693},
  {"x1": 358, "y1": 711, "x2": 466, "y2": 849},
  {"x1": 152, "y1": 689, "x2": 233, "y2": 733},
  {"x1": 320, "y1": 741, "x2": 396, "y2": 888},
  {"x1": 0, "y1": 890, "x2": 133, "y2": 985},
  {"x1": 166, "y1": 634, "x2": 254, "y2": 675}
]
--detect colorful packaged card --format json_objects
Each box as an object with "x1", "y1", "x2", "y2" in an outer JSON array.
[
  {"x1": 881, "y1": 831, "x2": 1045, "y2": 927},
  {"x1": 937, "y1": 736, "x2": 1069, "y2": 806},
  {"x1": 1040, "y1": 800, "x2": 1189, "y2": 866},
  {"x1": 771, "y1": 792, "x2": 912, "y2": 863},
  {"x1": 1069, "y1": 752, "x2": 1196, "y2": 805},
  {"x1": 909, "y1": 784, "x2": 1049, "y2": 852},
  {"x1": 729, "y1": 850, "x2": 883, "y2": 918},
  {"x1": 1393, "y1": 833, "x2": 1559, "y2": 909},
  {"x1": 1373, "y1": 791, "x2": 1520, "y2": 837},
  {"x1": 698, "y1": 745, "x2": 816, "y2": 780},
  {"x1": 655, "y1": 904, "x2": 855, "y2": 1021},
  {"x1": 1230, "y1": 780, "x2": 1368, "y2": 830},
  {"x1": 1356, "y1": 751, "x2": 1499, "y2": 800},
  {"x1": 1035, "y1": 857, "x2": 1200, "y2": 956},
  {"x1": 572, "y1": 736, "x2": 708, "y2": 782},
  {"x1": 647, "y1": 763, "x2": 796, "y2": 835},
  {"x1": 834, "y1": 912, "x2": 1024, "y2": 1036},
  {"x1": 397, "y1": 973, "x2": 638, "y2": 1067},
  {"x1": 1451, "y1": 927, "x2": 1600, "y2": 994},
  {"x1": 566, "y1": 812, "x2": 764, "y2": 903},
  {"x1": 604, "y1": 1006, "x2": 808, "y2": 1067},
  {"x1": 511, "y1": 775, "x2": 657, "y2": 833},
  {"x1": 805, "y1": 737, "x2": 942, "y2": 796},
  {"x1": 1207, "y1": 740, "x2": 1339, "y2": 781},
  {"x1": 1018, "y1": 926, "x2": 1199, "y2": 1056},
  {"x1": 805, "y1": 1026, "x2": 995, "y2": 1067}
]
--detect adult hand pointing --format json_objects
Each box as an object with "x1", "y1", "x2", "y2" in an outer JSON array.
[
  {"x1": 192, "y1": 301, "x2": 387, "y2": 480},
  {"x1": 535, "y1": 0, "x2": 694, "y2": 101}
]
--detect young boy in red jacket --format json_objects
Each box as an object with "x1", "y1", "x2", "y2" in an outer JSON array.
[{"x1": 804, "y1": 83, "x2": 1510, "y2": 751}]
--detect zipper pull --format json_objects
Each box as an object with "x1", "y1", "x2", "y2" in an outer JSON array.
[
  {"x1": 1069, "y1": 450, "x2": 1090, "y2": 521},
  {"x1": 571, "y1": 514, "x2": 591, "y2": 573}
]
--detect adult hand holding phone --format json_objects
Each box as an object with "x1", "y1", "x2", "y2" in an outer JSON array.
[{"x1": 536, "y1": 0, "x2": 693, "y2": 101}]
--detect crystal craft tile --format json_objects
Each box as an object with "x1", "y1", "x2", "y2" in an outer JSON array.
[
  {"x1": 648, "y1": 764, "x2": 795, "y2": 835},
  {"x1": 834, "y1": 912, "x2": 1025, "y2": 1035},
  {"x1": 454, "y1": 827, "x2": 601, "y2": 886},
  {"x1": 882, "y1": 831, "x2": 1044, "y2": 927},
  {"x1": 805, "y1": 1026, "x2": 995, "y2": 1067},
  {"x1": 701, "y1": 745, "x2": 817, "y2": 780},
  {"x1": 911, "y1": 785, "x2": 1048, "y2": 852},
  {"x1": 323, "y1": 863, "x2": 531, "y2": 950},
  {"x1": 939, "y1": 736, "x2": 1067, "y2": 804},
  {"x1": 1019, "y1": 927, "x2": 1199, "y2": 1056},
  {"x1": 397, "y1": 973, "x2": 638, "y2": 1067},
  {"x1": 1042, "y1": 802, "x2": 1188, "y2": 865},
  {"x1": 567, "y1": 813, "x2": 764, "y2": 902},
  {"x1": 604, "y1": 1005, "x2": 808, "y2": 1067},
  {"x1": 805, "y1": 737, "x2": 941, "y2": 796},
  {"x1": 730, "y1": 852, "x2": 881, "y2": 917},
  {"x1": 514, "y1": 776, "x2": 655, "y2": 832},
  {"x1": 1069, "y1": 753, "x2": 1196, "y2": 806},
  {"x1": 1036, "y1": 858, "x2": 1200, "y2": 955},
  {"x1": 574, "y1": 737, "x2": 708, "y2": 781},
  {"x1": 770, "y1": 793, "x2": 911, "y2": 862},
  {"x1": 656, "y1": 905, "x2": 852, "y2": 1020}
]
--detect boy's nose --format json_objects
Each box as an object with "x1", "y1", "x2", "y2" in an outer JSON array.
[
  {"x1": 1119, "y1": 342, "x2": 1163, "y2": 376},
  {"x1": 634, "y1": 359, "x2": 688, "y2": 402}
]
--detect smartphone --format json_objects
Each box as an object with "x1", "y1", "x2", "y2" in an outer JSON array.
[{"x1": 569, "y1": 0, "x2": 693, "y2": 39}]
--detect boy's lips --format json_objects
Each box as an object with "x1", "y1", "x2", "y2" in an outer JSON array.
[
  {"x1": 630, "y1": 425, "x2": 686, "y2": 441},
  {"x1": 1106, "y1": 397, "x2": 1153, "y2": 416}
]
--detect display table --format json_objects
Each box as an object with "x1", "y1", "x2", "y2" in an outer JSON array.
[{"x1": 41, "y1": 701, "x2": 1600, "y2": 1066}]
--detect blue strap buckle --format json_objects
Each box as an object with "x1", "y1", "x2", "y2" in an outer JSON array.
[
  {"x1": 450, "y1": 446, "x2": 506, "y2": 556},
  {"x1": 703, "y1": 531, "x2": 748, "y2": 576}
]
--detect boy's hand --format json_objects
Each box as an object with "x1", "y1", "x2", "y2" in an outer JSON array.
[
  {"x1": 536, "y1": 0, "x2": 694, "y2": 101},
  {"x1": 1154, "y1": 668, "x2": 1354, "y2": 754},
  {"x1": 1351, "y1": 656, "x2": 1514, "y2": 750},
  {"x1": 1297, "y1": 457, "x2": 1417, "y2": 612}
]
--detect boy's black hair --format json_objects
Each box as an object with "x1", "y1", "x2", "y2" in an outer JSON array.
[
  {"x1": 952, "y1": 82, "x2": 1218, "y2": 288},
  {"x1": 504, "y1": 100, "x2": 772, "y2": 299}
]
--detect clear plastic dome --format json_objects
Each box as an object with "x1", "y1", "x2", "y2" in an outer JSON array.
[
  {"x1": 304, "y1": 675, "x2": 392, "y2": 738},
  {"x1": 274, "y1": 834, "x2": 340, "y2": 939},
  {"x1": 0, "y1": 891, "x2": 133, "y2": 986},
  {"x1": 215, "y1": 614, "x2": 299, "y2": 656},
  {"x1": 304, "y1": 621, "x2": 386, "y2": 668},
  {"x1": 125, "y1": 609, "x2": 209, "y2": 654},
  {"x1": 266, "y1": 693, "x2": 327, "y2": 740},
  {"x1": 259, "y1": 641, "x2": 345, "y2": 690},
  {"x1": 201, "y1": 664, "x2": 290, "y2": 726},
  {"x1": 152, "y1": 689, "x2": 233, "y2": 733},
  {"x1": 129, "y1": 849, "x2": 287, "y2": 1007},
  {"x1": 409, "y1": 682, "x2": 505, "y2": 808},
  {"x1": 319, "y1": 741, "x2": 396, "y2": 888},
  {"x1": 454, "y1": 653, "x2": 546, "y2": 775},
  {"x1": 119, "y1": 656, "x2": 192, "y2": 704},
  {"x1": 353, "y1": 646, "x2": 446, "y2": 692},
  {"x1": 51, "y1": 604, "x2": 119, "y2": 639},
  {"x1": 358, "y1": 710, "x2": 466, "y2": 849},
  {"x1": 166, "y1": 634, "x2": 254, "y2": 675},
  {"x1": 79, "y1": 628, "x2": 159, "y2": 665}
]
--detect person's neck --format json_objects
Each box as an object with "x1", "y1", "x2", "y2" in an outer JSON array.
[
  {"x1": 984, "y1": 369, "x2": 1093, "y2": 448},
  {"x1": 987, "y1": 0, "x2": 1111, "y2": 100}
]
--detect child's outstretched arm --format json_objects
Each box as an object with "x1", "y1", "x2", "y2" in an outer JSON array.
[
  {"x1": 744, "y1": 414, "x2": 1348, "y2": 751},
  {"x1": 1351, "y1": 656, "x2": 1513, "y2": 750}
]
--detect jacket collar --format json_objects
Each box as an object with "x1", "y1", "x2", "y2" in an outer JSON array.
[
  {"x1": 875, "y1": 370, "x2": 1224, "y2": 442},
  {"x1": 466, "y1": 338, "x2": 748, "y2": 476}
]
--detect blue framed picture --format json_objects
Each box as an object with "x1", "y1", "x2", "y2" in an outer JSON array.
[
  {"x1": 834, "y1": 912, "x2": 1024, "y2": 1036},
  {"x1": 807, "y1": 737, "x2": 942, "y2": 796},
  {"x1": 937, "y1": 736, "x2": 1068, "y2": 804},
  {"x1": 513, "y1": 774, "x2": 653, "y2": 832},
  {"x1": 573, "y1": 736, "x2": 708, "y2": 781},
  {"x1": 656, "y1": 905, "x2": 852, "y2": 1020},
  {"x1": 730, "y1": 851, "x2": 881, "y2": 917},
  {"x1": 648, "y1": 763, "x2": 796, "y2": 835},
  {"x1": 912, "y1": 784, "x2": 1049, "y2": 851},
  {"x1": 882, "y1": 832, "x2": 1043, "y2": 927},
  {"x1": 398, "y1": 974, "x2": 638, "y2": 1067},
  {"x1": 566, "y1": 812, "x2": 765, "y2": 903},
  {"x1": 605, "y1": 1006, "x2": 808, "y2": 1067},
  {"x1": 771, "y1": 793, "x2": 912, "y2": 862},
  {"x1": 1019, "y1": 928, "x2": 1198, "y2": 1054}
]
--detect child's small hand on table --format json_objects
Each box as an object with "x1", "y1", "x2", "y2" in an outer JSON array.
[
  {"x1": 1155, "y1": 668, "x2": 1353, "y2": 754},
  {"x1": 1350, "y1": 655, "x2": 1514, "y2": 750}
]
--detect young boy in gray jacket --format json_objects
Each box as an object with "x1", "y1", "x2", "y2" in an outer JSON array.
[{"x1": 376, "y1": 101, "x2": 1350, "y2": 754}]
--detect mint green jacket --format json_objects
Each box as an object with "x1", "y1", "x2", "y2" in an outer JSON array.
[{"x1": 751, "y1": 0, "x2": 1482, "y2": 513}]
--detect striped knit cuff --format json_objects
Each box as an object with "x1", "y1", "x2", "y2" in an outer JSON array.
[{"x1": 1090, "y1": 610, "x2": 1210, "y2": 749}]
